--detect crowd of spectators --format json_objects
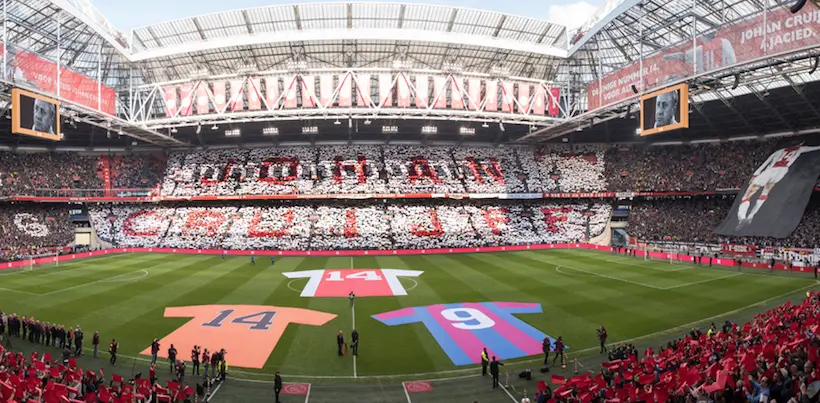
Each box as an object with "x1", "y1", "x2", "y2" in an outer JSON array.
[
  {"x1": 88, "y1": 201, "x2": 613, "y2": 251},
  {"x1": 604, "y1": 142, "x2": 779, "y2": 192},
  {"x1": 0, "y1": 311, "x2": 206, "y2": 403},
  {"x1": 629, "y1": 196, "x2": 820, "y2": 249},
  {"x1": 0, "y1": 205, "x2": 74, "y2": 261},
  {"x1": 0, "y1": 139, "x2": 816, "y2": 198},
  {"x1": 109, "y1": 154, "x2": 166, "y2": 190},
  {"x1": 536, "y1": 292, "x2": 820, "y2": 403},
  {"x1": 0, "y1": 152, "x2": 104, "y2": 197}
]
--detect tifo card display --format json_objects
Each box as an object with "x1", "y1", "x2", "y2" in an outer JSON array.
[
  {"x1": 372, "y1": 302, "x2": 560, "y2": 366},
  {"x1": 283, "y1": 269, "x2": 423, "y2": 297},
  {"x1": 140, "y1": 305, "x2": 336, "y2": 369}
]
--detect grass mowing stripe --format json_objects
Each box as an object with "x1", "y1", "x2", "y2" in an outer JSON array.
[
  {"x1": 22, "y1": 255, "x2": 228, "y2": 352},
  {"x1": 105, "y1": 256, "x2": 264, "y2": 365},
  {"x1": 454, "y1": 253, "x2": 658, "y2": 350},
  {"x1": 0, "y1": 254, "x2": 178, "y2": 303},
  {"x1": 264, "y1": 257, "x2": 342, "y2": 376}
]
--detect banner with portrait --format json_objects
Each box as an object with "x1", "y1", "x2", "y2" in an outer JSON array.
[
  {"x1": 715, "y1": 144, "x2": 820, "y2": 238},
  {"x1": 588, "y1": 2, "x2": 820, "y2": 110}
]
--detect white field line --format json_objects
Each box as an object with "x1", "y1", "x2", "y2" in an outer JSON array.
[
  {"x1": 0, "y1": 254, "x2": 126, "y2": 277},
  {"x1": 98, "y1": 269, "x2": 149, "y2": 283},
  {"x1": 352, "y1": 301, "x2": 357, "y2": 379},
  {"x1": 662, "y1": 273, "x2": 743, "y2": 290},
  {"x1": 501, "y1": 384, "x2": 519, "y2": 402},
  {"x1": 79, "y1": 280, "x2": 818, "y2": 384},
  {"x1": 556, "y1": 265, "x2": 664, "y2": 289},
  {"x1": 0, "y1": 287, "x2": 40, "y2": 296},
  {"x1": 38, "y1": 270, "x2": 150, "y2": 296},
  {"x1": 402, "y1": 382, "x2": 413, "y2": 403},
  {"x1": 208, "y1": 379, "x2": 224, "y2": 402},
  {"x1": 305, "y1": 383, "x2": 311, "y2": 403},
  {"x1": 601, "y1": 258, "x2": 691, "y2": 272}
]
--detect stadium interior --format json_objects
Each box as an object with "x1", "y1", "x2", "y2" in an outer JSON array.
[{"x1": 1, "y1": 0, "x2": 820, "y2": 402}]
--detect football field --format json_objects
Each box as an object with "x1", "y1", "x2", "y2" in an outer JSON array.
[{"x1": 0, "y1": 249, "x2": 815, "y2": 383}]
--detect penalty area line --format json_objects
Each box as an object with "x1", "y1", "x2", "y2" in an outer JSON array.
[
  {"x1": 661, "y1": 272, "x2": 743, "y2": 290},
  {"x1": 402, "y1": 382, "x2": 413, "y2": 403}
]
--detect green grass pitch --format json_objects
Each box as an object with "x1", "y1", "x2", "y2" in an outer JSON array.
[{"x1": 0, "y1": 249, "x2": 815, "y2": 381}]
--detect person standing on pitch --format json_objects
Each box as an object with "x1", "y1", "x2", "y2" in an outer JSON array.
[
  {"x1": 553, "y1": 337, "x2": 565, "y2": 368},
  {"x1": 542, "y1": 337, "x2": 551, "y2": 366},
  {"x1": 191, "y1": 345, "x2": 201, "y2": 376},
  {"x1": 274, "y1": 371, "x2": 283, "y2": 403},
  {"x1": 92, "y1": 331, "x2": 100, "y2": 358},
  {"x1": 168, "y1": 344, "x2": 178, "y2": 373},
  {"x1": 490, "y1": 356, "x2": 504, "y2": 389},
  {"x1": 337, "y1": 330, "x2": 345, "y2": 356},
  {"x1": 351, "y1": 329, "x2": 359, "y2": 356},
  {"x1": 150, "y1": 339, "x2": 160, "y2": 364},
  {"x1": 481, "y1": 347, "x2": 489, "y2": 376},
  {"x1": 598, "y1": 326, "x2": 608, "y2": 353},
  {"x1": 109, "y1": 338, "x2": 118, "y2": 366},
  {"x1": 349, "y1": 291, "x2": 355, "y2": 307},
  {"x1": 250, "y1": 255, "x2": 255, "y2": 265}
]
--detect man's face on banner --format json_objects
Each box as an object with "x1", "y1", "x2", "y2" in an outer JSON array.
[
  {"x1": 655, "y1": 91, "x2": 678, "y2": 127},
  {"x1": 33, "y1": 99, "x2": 54, "y2": 132}
]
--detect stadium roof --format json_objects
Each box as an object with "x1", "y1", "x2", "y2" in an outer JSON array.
[{"x1": 125, "y1": 3, "x2": 570, "y2": 84}]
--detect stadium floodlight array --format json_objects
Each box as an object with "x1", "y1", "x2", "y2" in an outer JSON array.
[
  {"x1": 262, "y1": 127, "x2": 279, "y2": 136},
  {"x1": 490, "y1": 65, "x2": 511, "y2": 78},
  {"x1": 442, "y1": 61, "x2": 464, "y2": 73},
  {"x1": 286, "y1": 60, "x2": 308, "y2": 72},
  {"x1": 225, "y1": 128, "x2": 241, "y2": 137},
  {"x1": 421, "y1": 126, "x2": 438, "y2": 134},
  {"x1": 302, "y1": 126, "x2": 318, "y2": 134},
  {"x1": 459, "y1": 127, "x2": 476, "y2": 135},
  {"x1": 392, "y1": 60, "x2": 413, "y2": 70},
  {"x1": 382, "y1": 125, "x2": 399, "y2": 134}
]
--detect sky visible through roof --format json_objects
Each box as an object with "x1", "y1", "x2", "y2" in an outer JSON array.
[{"x1": 91, "y1": 0, "x2": 603, "y2": 32}]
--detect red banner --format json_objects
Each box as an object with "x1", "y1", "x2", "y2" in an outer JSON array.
[
  {"x1": 320, "y1": 74, "x2": 333, "y2": 107},
  {"x1": 213, "y1": 81, "x2": 227, "y2": 112},
  {"x1": 338, "y1": 73, "x2": 352, "y2": 107},
  {"x1": 397, "y1": 73, "x2": 411, "y2": 108},
  {"x1": 301, "y1": 76, "x2": 316, "y2": 108},
  {"x1": 548, "y1": 87, "x2": 560, "y2": 117},
  {"x1": 379, "y1": 74, "x2": 393, "y2": 107},
  {"x1": 229, "y1": 80, "x2": 244, "y2": 112},
  {"x1": 356, "y1": 73, "x2": 370, "y2": 107},
  {"x1": 264, "y1": 77, "x2": 278, "y2": 110},
  {"x1": 451, "y1": 76, "x2": 464, "y2": 110},
  {"x1": 468, "y1": 78, "x2": 481, "y2": 111},
  {"x1": 163, "y1": 87, "x2": 178, "y2": 117},
  {"x1": 501, "y1": 81, "x2": 515, "y2": 112},
  {"x1": 587, "y1": 3, "x2": 820, "y2": 110},
  {"x1": 517, "y1": 83, "x2": 530, "y2": 114},
  {"x1": 284, "y1": 76, "x2": 298, "y2": 109},
  {"x1": 532, "y1": 85, "x2": 546, "y2": 116},
  {"x1": 195, "y1": 84, "x2": 209, "y2": 115},
  {"x1": 179, "y1": 84, "x2": 194, "y2": 116},
  {"x1": 722, "y1": 243, "x2": 758, "y2": 256},
  {"x1": 248, "y1": 78, "x2": 263, "y2": 110},
  {"x1": 433, "y1": 76, "x2": 447, "y2": 109},
  {"x1": 4, "y1": 43, "x2": 117, "y2": 115},
  {"x1": 485, "y1": 80, "x2": 498, "y2": 111},
  {"x1": 415, "y1": 75, "x2": 429, "y2": 108}
]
